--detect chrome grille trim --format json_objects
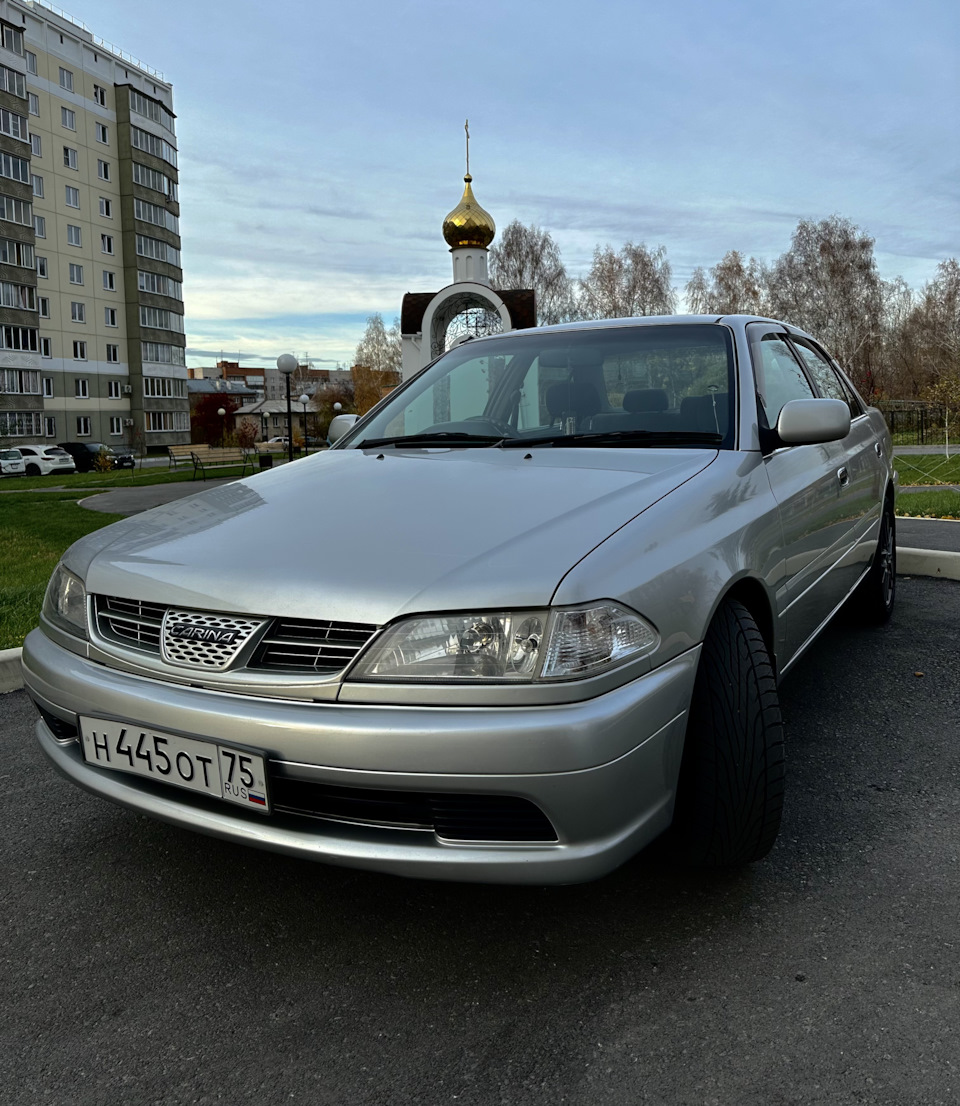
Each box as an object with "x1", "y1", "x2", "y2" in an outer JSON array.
[
  {"x1": 161, "y1": 608, "x2": 265, "y2": 670},
  {"x1": 251, "y1": 617, "x2": 379, "y2": 673},
  {"x1": 91, "y1": 596, "x2": 378, "y2": 675}
]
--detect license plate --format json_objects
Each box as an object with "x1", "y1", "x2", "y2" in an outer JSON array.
[{"x1": 79, "y1": 716, "x2": 270, "y2": 814}]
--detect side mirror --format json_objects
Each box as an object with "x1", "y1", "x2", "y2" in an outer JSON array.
[
  {"x1": 777, "y1": 398, "x2": 851, "y2": 445},
  {"x1": 327, "y1": 413, "x2": 358, "y2": 444}
]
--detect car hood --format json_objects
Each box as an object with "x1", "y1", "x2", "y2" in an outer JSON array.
[{"x1": 72, "y1": 447, "x2": 717, "y2": 625}]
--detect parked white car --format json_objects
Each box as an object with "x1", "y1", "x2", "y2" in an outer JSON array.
[
  {"x1": 0, "y1": 447, "x2": 25, "y2": 476},
  {"x1": 16, "y1": 444, "x2": 76, "y2": 477}
]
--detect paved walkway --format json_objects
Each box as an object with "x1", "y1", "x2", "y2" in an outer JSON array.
[{"x1": 79, "y1": 477, "x2": 239, "y2": 515}]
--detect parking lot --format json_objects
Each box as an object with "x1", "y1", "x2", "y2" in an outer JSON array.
[{"x1": 3, "y1": 575, "x2": 960, "y2": 1106}]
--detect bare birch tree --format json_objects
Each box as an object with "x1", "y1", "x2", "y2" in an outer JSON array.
[
  {"x1": 578, "y1": 242, "x2": 676, "y2": 319},
  {"x1": 489, "y1": 221, "x2": 574, "y2": 325},
  {"x1": 354, "y1": 313, "x2": 401, "y2": 376},
  {"x1": 767, "y1": 216, "x2": 884, "y2": 394}
]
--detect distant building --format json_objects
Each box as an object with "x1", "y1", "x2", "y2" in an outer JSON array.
[{"x1": 0, "y1": 0, "x2": 186, "y2": 453}]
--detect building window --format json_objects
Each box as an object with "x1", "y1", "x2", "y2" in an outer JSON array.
[
  {"x1": 109, "y1": 416, "x2": 122, "y2": 436},
  {"x1": 143, "y1": 376, "x2": 187, "y2": 398},
  {"x1": 95, "y1": 122, "x2": 108, "y2": 144},
  {"x1": 103, "y1": 270, "x2": 115, "y2": 291},
  {"x1": 147, "y1": 411, "x2": 190, "y2": 433},
  {"x1": 30, "y1": 173, "x2": 42, "y2": 197},
  {"x1": 98, "y1": 196, "x2": 112, "y2": 218},
  {"x1": 141, "y1": 343, "x2": 186, "y2": 368},
  {"x1": 40, "y1": 336, "x2": 51, "y2": 358},
  {"x1": 38, "y1": 296, "x2": 49, "y2": 318},
  {"x1": 25, "y1": 50, "x2": 36, "y2": 75},
  {"x1": 108, "y1": 379, "x2": 120, "y2": 398},
  {"x1": 136, "y1": 234, "x2": 181, "y2": 267},
  {"x1": 42, "y1": 376, "x2": 53, "y2": 397},
  {"x1": 105, "y1": 344, "x2": 119, "y2": 363},
  {"x1": 0, "y1": 367, "x2": 40, "y2": 392},
  {"x1": 104, "y1": 307, "x2": 117, "y2": 327},
  {"x1": 67, "y1": 224, "x2": 82, "y2": 247},
  {"x1": 73, "y1": 341, "x2": 87, "y2": 361},
  {"x1": 0, "y1": 326, "x2": 38, "y2": 352},
  {"x1": 68, "y1": 263, "x2": 83, "y2": 283},
  {"x1": 0, "y1": 411, "x2": 43, "y2": 436},
  {"x1": 65, "y1": 185, "x2": 80, "y2": 208},
  {"x1": 0, "y1": 152, "x2": 29, "y2": 184},
  {"x1": 74, "y1": 377, "x2": 88, "y2": 398},
  {"x1": 133, "y1": 162, "x2": 178, "y2": 201},
  {"x1": 59, "y1": 67, "x2": 73, "y2": 92},
  {"x1": 100, "y1": 234, "x2": 113, "y2": 255},
  {"x1": 61, "y1": 106, "x2": 76, "y2": 130},
  {"x1": 0, "y1": 108, "x2": 27, "y2": 142},
  {"x1": 27, "y1": 92, "x2": 38, "y2": 116},
  {"x1": 93, "y1": 84, "x2": 106, "y2": 107},
  {"x1": 139, "y1": 306, "x2": 185, "y2": 333},
  {"x1": 44, "y1": 415, "x2": 55, "y2": 437},
  {"x1": 1, "y1": 23, "x2": 24, "y2": 57},
  {"x1": 37, "y1": 256, "x2": 47, "y2": 278},
  {"x1": 138, "y1": 270, "x2": 183, "y2": 300},
  {"x1": 30, "y1": 133, "x2": 40, "y2": 157},
  {"x1": 0, "y1": 193, "x2": 32, "y2": 226},
  {"x1": 76, "y1": 415, "x2": 91, "y2": 436},
  {"x1": 71, "y1": 301, "x2": 85, "y2": 323},
  {"x1": 32, "y1": 214, "x2": 44, "y2": 237},
  {"x1": 63, "y1": 146, "x2": 78, "y2": 170},
  {"x1": 97, "y1": 159, "x2": 109, "y2": 181},
  {"x1": 0, "y1": 63, "x2": 23, "y2": 97}
]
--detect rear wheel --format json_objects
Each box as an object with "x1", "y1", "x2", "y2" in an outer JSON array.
[
  {"x1": 853, "y1": 500, "x2": 896, "y2": 624},
  {"x1": 25, "y1": 463, "x2": 40, "y2": 476},
  {"x1": 673, "y1": 598, "x2": 785, "y2": 867}
]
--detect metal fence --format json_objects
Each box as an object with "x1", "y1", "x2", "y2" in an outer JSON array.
[{"x1": 876, "y1": 403, "x2": 949, "y2": 446}]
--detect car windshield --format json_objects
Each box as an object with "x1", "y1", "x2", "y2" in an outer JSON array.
[{"x1": 345, "y1": 324, "x2": 736, "y2": 450}]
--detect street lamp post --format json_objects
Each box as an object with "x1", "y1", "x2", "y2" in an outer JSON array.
[
  {"x1": 217, "y1": 406, "x2": 226, "y2": 447},
  {"x1": 299, "y1": 393, "x2": 310, "y2": 455},
  {"x1": 276, "y1": 354, "x2": 298, "y2": 464}
]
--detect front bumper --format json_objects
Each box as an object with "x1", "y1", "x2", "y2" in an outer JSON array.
[{"x1": 22, "y1": 628, "x2": 699, "y2": 884}]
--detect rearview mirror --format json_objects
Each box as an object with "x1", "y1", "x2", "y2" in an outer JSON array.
[
  {"x1": 328, "y1": 413, "x2": 358, "y2": 444},
  {"x1": 777, "y1": 398, "x2": 851, "y2": 445}
]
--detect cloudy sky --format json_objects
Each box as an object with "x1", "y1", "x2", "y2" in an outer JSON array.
[{"x1": 70, "y1": 0, "x2": 959, "y2": 369}]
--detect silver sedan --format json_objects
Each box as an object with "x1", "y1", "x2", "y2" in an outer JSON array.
[{"x1": 23, "y1": 316, "x2": 895, "y2": 883}]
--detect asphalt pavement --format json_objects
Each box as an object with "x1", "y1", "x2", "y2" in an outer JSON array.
[{"x1": 3, "y1": 575, "x2": 960, "y2": 1105}]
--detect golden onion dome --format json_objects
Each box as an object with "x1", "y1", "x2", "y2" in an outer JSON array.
[{"x1": 442, "y1": 174, "x2": 496, "y2": 249}]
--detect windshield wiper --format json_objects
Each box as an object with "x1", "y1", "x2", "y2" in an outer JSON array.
[
  {"x1": 499, "y1": 430, "x2": 723, "y2": 448},
  {"x1": 356, "y1": 432, "x2": 505, "y2": 449}
]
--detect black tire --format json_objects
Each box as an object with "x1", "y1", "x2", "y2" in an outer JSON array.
[
  {"x1": 853, "y1": 500, "x2": 896, "y2": 624},
  {"x1": 673, "y1": 598, "x2": 785, "y2": 867},
  {"x1": 25, "y1": 463, "x2": 40, "y2": 476}
]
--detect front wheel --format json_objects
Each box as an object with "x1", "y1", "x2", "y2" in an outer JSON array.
[{"x1": 673, "y1": 598, "x2": 785, "y2": 867}]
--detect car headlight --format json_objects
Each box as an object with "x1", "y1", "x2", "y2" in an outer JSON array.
[
  {"x1": 349, "y1": 603, "x2": 658, "y2": 682},
  {"x1": 43, "y1": 563, "x2": 88, "y2": 638}
]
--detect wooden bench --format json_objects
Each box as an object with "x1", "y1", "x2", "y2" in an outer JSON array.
[
  {"x1": 190, "y1": 447, "x2": 253, "y2": 481},
  {"x1": 169, "y1": 443, "x2": 202, "y2": 469}
]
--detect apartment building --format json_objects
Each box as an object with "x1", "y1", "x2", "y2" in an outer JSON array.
[{"x1": 0, "y1": 0, "x2": 187, "y2": 454}]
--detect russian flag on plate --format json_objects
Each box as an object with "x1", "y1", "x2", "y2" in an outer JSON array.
[{"x1": 248, "y1": 791, "x2": 267, "y2": 807}]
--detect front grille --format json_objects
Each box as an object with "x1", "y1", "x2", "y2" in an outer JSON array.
[
  {"x1": 95, "y1": 595, "x2": 166, "y2": 653},
  {"x1": 92, "y1": 595, "x2": 378, "y2": 676},
  {"x1": 250, "y1": 618, "x2": 378, "y2": 673},
  {"x1": 269, "y1": 778, "x2": 558, "y2": 843}
]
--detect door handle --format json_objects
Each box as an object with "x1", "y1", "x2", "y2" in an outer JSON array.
[
  {"x1": 837, "y1": 467, "x2": 850, "y2": 487},
  {"x1": 875, "y1": 442, "x2": 883, "y2": 458}
]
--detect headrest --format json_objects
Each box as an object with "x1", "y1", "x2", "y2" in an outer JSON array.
[
  {"x1": 545, "y1": 381, "x2": 601, "y2": 419},
  {"x1": 623, "y1": 388, "x2": 668, "y2": 413}
]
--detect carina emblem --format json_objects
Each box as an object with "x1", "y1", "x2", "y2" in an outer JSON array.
[{"x1": 169, "y1": 624, "x2": 240, "y2": 645}]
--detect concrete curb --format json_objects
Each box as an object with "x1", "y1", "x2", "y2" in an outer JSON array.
[
  {"x1": 0, "y1": 646, "x2": 23, "y2": 694},
  {"x1": 3, "y1": 547, "x2": 959, "y2": 696},
  {"x1": 898, "y1": 547, "x2": 960, "y2": 581}
]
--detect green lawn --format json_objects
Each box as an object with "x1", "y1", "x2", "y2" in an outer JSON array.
[
  {"x1": 893, "y1": 453, "x2": 960, "y2": 486},
  {"x1": 896, "y1": 490, "x2": 960, "y2": 520},
  {"x1": 0, "y1": 491, "x2": 124, "y2": 650}
]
